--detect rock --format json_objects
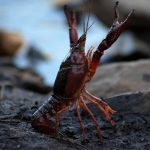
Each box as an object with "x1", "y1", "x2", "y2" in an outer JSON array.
[
  {"x1": 107, "y1": 90, "x2": 150, "y2": 114},
  {"x1": 26, "y1": 46, "x2": 50, "y2": 62},
  {"x1": 104, "y1": 51, "x2": 150, "y2": 63},
  {"x1": 0, "y1": 30, "x2": 23, "y2": 57},
  {"x1": 87, "y1": 59, "x2": 150, "y2": 97},
  {"x1": 0, "y1": 61, "x2": 52, "y2": 94}
]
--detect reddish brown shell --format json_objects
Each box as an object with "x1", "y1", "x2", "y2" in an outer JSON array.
[{"x1": 53, "y1": 50, "x2": 88, "y2": 99}]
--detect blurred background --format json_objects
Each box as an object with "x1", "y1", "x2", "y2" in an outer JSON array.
[
  {"x1": 0, "y1": 0, "x2": 150, "y2": 88},
  {"x1": 1, "y1": 1, "x2": 150, "y2": 148}
]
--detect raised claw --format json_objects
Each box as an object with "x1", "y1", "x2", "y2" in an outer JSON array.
[
  {"x1": 64, "y1": 5, "x2": 78, "y2": 48},
  {"x1": 89, "y1": 2, "x2": 134, "y2": 78},
  {"x1": 99, "y1": 1, "x2": 134, "y2": 51}
]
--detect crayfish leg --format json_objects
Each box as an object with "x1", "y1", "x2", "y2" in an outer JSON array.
[
  {"x1": 76, "y1": 99, "x2": 86, "y2": 143},
  {"x1": 86, "y1": 46, "x2": 94, "y2": 64},
  {"x1": 85, "y1": 90, "x2": 116, "y2": 113},
  {"x1": 79, "y1": 96, "x2": 103, "y2": 142},
  {"x1": 83, "y1": 91, "x2": 116, "y2": 126}
]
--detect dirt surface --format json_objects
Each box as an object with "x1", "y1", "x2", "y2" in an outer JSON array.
[{"x1": 0, "y1": 85, "x2": 150, "y2": 150}]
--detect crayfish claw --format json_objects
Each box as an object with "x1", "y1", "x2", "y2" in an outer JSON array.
[
  {"x1": 114, "y1": 1, "x2": 119, "y2": 22},
  {"x1": 121, "y1": 9, "x2": 134, "y2": 27},
  {"x1": 113, "y1": 1, "x2": 134, "y2": 25},
  {"x1": 98, "y1": 4, "x2": 134, "y2": 49},
  {"x1": 89, "y1": 2, "x2": 134, "y2": 79},
  {"x1": 64, "y1": 5, "x2": 78, "y2": 48},
  {"x1": 111, "y1": 2, "x2": 134, "y2": 31}
]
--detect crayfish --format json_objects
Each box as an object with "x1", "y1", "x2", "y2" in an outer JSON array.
[{"x1": 31, "y1": 2, "x2": 133, "y2": 142}]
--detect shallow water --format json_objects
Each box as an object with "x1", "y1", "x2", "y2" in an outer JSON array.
[{"x1": 0, "y1": 0, "x2": 133, "y2": 85}]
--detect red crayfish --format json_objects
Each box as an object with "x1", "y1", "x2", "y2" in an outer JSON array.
[{"x1": 31, "y1": 2, "x2": 133, "y2": 142}]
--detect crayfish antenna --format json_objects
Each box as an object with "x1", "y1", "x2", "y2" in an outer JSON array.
[{"x1": 89, "y1": 2, "x2": 134, "y2": 78}]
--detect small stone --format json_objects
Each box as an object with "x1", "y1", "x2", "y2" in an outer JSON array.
[{"x1": 0, "y1": 30, "x2": 23, "y2": 57}]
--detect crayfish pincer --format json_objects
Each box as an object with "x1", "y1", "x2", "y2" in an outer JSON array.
[{"x1": 31, "y1": 2, "x2": 134, "y2": 143}]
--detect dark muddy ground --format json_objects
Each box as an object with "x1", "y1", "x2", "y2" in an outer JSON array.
[
  {"x1": 0, "y1": 60, "x2": 150, "y2": 150},
  {"x1": 0, "y1": 85, "x2": 150, "y2": 150}
]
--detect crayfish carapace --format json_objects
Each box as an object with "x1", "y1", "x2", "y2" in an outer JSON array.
[{"x1": 31, "y1": 2, "x2": 134, "y2": 142}]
